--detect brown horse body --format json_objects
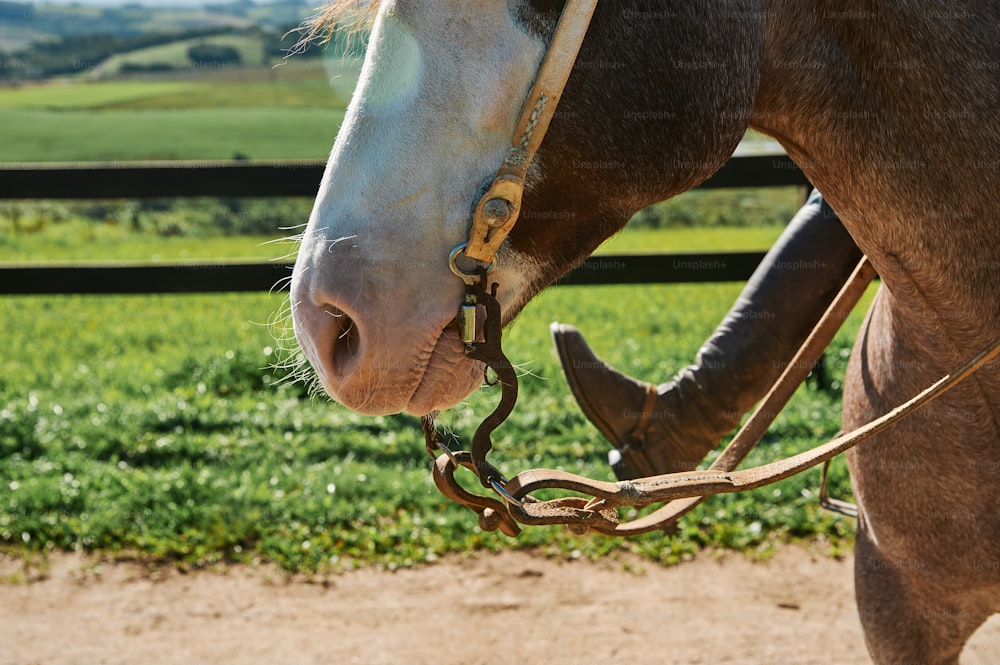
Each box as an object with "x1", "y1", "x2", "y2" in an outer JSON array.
[
  {"x1": 291, "y1": 2, "x2": 1000, "y2": 661},
  {"x1": 754, "y1": 5, "x2": 1000, "y2": 660}
]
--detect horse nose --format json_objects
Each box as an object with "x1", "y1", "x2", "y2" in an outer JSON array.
[{"x1": 291, "y1": 280, "x2": 366, "y2": 390}]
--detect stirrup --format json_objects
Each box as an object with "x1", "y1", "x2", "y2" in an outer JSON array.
[{"x1": 819, "y1": 456, "x2": 858, "y2": 518}]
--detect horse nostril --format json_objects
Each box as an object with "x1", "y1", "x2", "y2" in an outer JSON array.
[{"x1": 327, "y1": 306, "x2": 361, "y2": 377}]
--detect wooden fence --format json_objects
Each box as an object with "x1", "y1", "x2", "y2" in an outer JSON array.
[{"x1": 0, "y1": 153, "x2": 810, "y2": 294}]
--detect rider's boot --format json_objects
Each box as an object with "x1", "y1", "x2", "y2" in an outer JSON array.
[{"x1": 552, "y1": 191, "x2": 863, "y2": 479}]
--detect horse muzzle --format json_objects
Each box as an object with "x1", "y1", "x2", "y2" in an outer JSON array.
[{"x1": 290, "y1": 265, "x2": 483, "y2": 416}]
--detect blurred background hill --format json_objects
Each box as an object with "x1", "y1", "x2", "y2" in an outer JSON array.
[{"x1": 0, "y1": 0, "x2": 362, "y2": 81}]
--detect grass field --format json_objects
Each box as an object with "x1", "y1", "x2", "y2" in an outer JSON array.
[
  {"x1": 0, "y1": 226, "x2": 868, "y2": 572},
  {"x1": 0, "y1": 106, "x2": 342, "y2": 161},
  {"x1": 0, "y1": 60, "x2": 356, "y2": 162}
]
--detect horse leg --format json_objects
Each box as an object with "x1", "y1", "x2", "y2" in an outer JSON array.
[
  {"x1": 854, "y1": 524, "x2": 991, "y2": 665},
  {"x1": 845, "y1": 290, "x2": 1000, "y2": 664}
]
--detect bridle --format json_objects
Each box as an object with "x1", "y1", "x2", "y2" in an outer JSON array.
[
  {"x1": 426, "y1": 0, "x2": 602, "y2": 536},
  {"x1": 421, "y1": 0, "x2": 1000, "y2": 537},
  {"x1": 461, "y1": 0, "x2": 601, "y2": 266}
]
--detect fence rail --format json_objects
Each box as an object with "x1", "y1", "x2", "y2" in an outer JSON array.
[
  {"x1": 0, "y1": 153, "x2": 808, "y2": 294},
  {"x1": 0, "y1": 252, "x2": 770, "y2": 295}
]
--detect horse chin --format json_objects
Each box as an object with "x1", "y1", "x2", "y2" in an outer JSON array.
[
  {"x1": 403, "y1": 328, "x2": 484, "y2": 417},
  {"x1": 323, "y1": 326, "x2": 480, "y2": 417}
]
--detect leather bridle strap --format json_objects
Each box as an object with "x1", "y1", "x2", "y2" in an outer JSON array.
[{"x1": 462, "y1": 0, "x2": 600, "y2": 264}]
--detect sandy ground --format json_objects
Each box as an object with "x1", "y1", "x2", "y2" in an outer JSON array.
[{"x1": 2, "y1": 546, "x2": 999, "y2": 665}]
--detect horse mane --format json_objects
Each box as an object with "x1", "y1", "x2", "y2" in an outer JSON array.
[{"x1": 292, "y1": 0, "x2": 380, "y2": 54}]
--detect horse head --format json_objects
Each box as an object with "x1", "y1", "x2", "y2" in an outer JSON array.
[{"x1": 290, "y1": 0, "x2": 766, "y2": 415}]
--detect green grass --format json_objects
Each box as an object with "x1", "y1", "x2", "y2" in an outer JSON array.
[
  {"x1": 0, "y1": 227, "x2": 866, "y2": 573},
  {"x1": 94, "y1": 77, "x2": 349, "y2": 111},
  {"x1": 0, "y1": 107, "x2": 341, "y2": 162},
  {"x1": 600, "y1": 223, "x2": 786, "y2": 252},
  {"x1": 0, "y1": 60, "x2": 358, "y2": 111},
  {"x1": 0, "y1": 60, "x2": 357, "y2": 162},
  {"x1": 0, "y1": 81, "x2": 198, "y2": 110},
  {"x1": 0, "y1": 197, "x2": 312, "y2": 257},
  {"x1": 0, "y1": 227, "x2": 285, "y2": 263}
]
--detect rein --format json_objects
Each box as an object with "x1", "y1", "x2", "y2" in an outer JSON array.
[{"x1": 421, "y1": 0, "x2": 1000, "y2": 536}]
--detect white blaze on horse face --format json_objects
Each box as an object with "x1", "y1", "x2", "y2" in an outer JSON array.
[{"x1": 291, "y1": 1, "x2": 545, "y2": 416}]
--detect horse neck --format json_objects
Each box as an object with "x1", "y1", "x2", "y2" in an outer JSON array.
[
  {"x1": 750, "y1": 0, "x2": 1000, "y2": 342},
  {"x1": 753, "y1": 0, "x2": 991, "y2": 176}
]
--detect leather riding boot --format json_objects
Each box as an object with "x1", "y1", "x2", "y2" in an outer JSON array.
[{"x1": 553, "y1": 191, "x2": 864, "y2": 479}]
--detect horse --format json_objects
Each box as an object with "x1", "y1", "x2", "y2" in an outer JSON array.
[{"x1": 288, "y1": 1, "x2": 1000, "y2": 662}]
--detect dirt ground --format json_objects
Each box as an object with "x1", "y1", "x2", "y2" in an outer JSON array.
[{"x1": 2, "y1": 546, "x2": 999, "y2": 665}]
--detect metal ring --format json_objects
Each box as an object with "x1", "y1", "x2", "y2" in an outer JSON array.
[
  {"x1": 488, "y1": 476, "x2": 524, "y2": 507},
  {"x1": 448, "y1": 242, "x2": 495, "y2": 284},
  {"x1": 434, "y1": 439, "x2": 459, "y2": 468}
]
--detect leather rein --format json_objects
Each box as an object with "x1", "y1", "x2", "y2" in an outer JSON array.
[{"x1": 421, "y1": 0, "x2": 1000, "y2": 537}]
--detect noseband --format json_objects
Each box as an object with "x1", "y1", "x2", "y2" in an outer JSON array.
[{"x1": 423, "y1": 0, "x2": 1000, "y2": 537}]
